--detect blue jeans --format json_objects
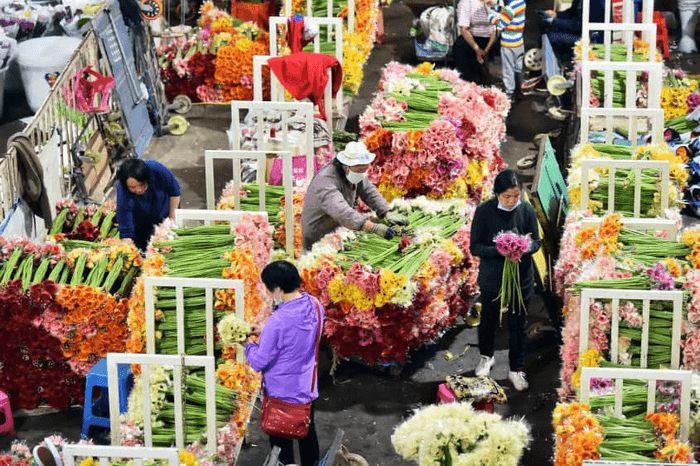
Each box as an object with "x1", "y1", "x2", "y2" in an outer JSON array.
[{"x1": 500, "y1": 45, "x2": 524, "y2": 96}]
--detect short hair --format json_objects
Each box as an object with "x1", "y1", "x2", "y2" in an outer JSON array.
[
  {"x1": 493, "y1": 169, "x2": 522, "y2": 195},
  {"x1": 261, "y1": 260, "x2": 302, "y2": 293},
  {"x1": 118, "y1": 159, "x2": 150, "y2": 188}
]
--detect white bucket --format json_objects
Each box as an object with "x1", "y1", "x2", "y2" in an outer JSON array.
[{"x1": 15, "y1": 36, "x2": 82, "y2": 113}]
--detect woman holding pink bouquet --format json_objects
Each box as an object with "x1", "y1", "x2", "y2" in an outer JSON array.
[{"x1": 469, "y1": 169, "x2": 541, "y2": 391}]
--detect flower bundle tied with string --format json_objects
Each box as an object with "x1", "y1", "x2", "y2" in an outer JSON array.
[{"x1": 495, "y1": 231, "x2": 530, "y2": 320}]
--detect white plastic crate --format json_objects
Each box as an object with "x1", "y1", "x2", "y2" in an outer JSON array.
[
  {"x1": 106, "y1": 353, "x2": 218, "y2": 454},
  {"x1": 252, "y1": 55, "x2": 286, "y2": 102},
  {"x1": 174, "y1": 208, "x2": 268, "y2": 228},
  {"x1": 63, "y1": 445, "x2": 180, "y2": 466},
  {"x1": 579, "y1": 158, "x2": 670, "y2": 215},
  {"x1": 579, "y1": 366, "x2": 692, "y2": 440},
  {"x1": 228, "y1": 100, "x2": 314, "y2": 172},
  {"x1": 282, "y1": 0, "x2": 355, "y2": 33},
  {"x1": 579, "y1": 59, "x2": 663, "y2": 144},
  {"x1": 204, "y1": 150, "x2": 296, "y2": 256},
  {"x1": 578, "y1": 288, "x2": 683, "y2": 369},
  {"x1": 268, "y1": 16, "x2": 345, "y2": 129},
  {"x1": 143, "y1": 276, "x2": 245, "y2": 360},
  {"x1": 578, "y1": 217, "x2": 677, "y2": 239}
]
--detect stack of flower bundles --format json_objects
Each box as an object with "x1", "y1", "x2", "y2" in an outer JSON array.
[
  {"x1": 298, "y1": 197, "x2": 478, "y2": 364},
  {"x1": 566, "y1": 143, "x2": 687, "y2": 217},
  {"x1": 358, "y1": 61, "x2": 508, "y2": 203},
  {"x1": 552, "y1": 211, "x2": 700, "y2": 449},
  {"x1": 121, "y1": 215, "x2": 274, "y2": 464}
]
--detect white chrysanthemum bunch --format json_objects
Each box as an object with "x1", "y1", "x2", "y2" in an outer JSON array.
[
  {"x1": 217, "y1": 313, "x2": 251, "y2": 346},
  {"x1": 391, "y1": 402, "x2": 530, "y2": 466}
]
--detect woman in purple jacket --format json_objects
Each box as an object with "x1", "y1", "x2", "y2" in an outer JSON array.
[{"x1": 245, "y1": 261, "x2": 324, "y2": 466}]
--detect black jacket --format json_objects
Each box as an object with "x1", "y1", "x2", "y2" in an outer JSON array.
[{"x1": 469, "y1": 198, "x2": 541, "y2": 299}]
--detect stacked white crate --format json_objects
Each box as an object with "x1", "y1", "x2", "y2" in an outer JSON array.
[
  {"x1": 573, "y1": 4, "x2": 695, "y2": 459},
  {"x1": 579, "y1": 0, "x2": 663, "y2": 144},
  {"x1": 103, "y1": 209, "x2": 267, "y2": 461}
]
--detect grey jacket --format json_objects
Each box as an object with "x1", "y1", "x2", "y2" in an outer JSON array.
[{"x1": 301, "y1": 159, "x2": 391, "y2": 250}]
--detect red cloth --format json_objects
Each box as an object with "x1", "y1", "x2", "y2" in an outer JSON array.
[{"x1": 268, "y1": 52, "x2": 342, "y2": 121}]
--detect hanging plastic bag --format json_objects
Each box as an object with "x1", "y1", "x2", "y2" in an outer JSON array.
[{"x1": 63, "y1": 65, "x2": 115, "y2": 113}]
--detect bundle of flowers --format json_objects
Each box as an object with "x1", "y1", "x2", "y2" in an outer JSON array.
[
  {"x1": 48, "y1": 199, "x2": 119, "y2": 242},
  {"x1": 391, "y1": 402, "x2": 530, "y2": 466},
  {"x1": 297, "y1": 197, "x2": 478, "y2": 364},
  {"x1": 0, "y1": 234, "x2": 141, "y2": 409},
  {"x1": 157, "y1": 3, "x2": 270, "y2": 103},
  {"x1": 567, "y1": 142, "x2": 687, "y2": 217},
  {"x1": 661, "y1": 69, "x2": 699, "y2": 120},
  {"x1": 359, "y1": 61, "x2": 507, "y2": 202},
  {"x1": 216, "y1": 181, "x2": 312, "y2": 259},
  {"x1": 123, "y1": 214, "x2": 272, "y2": 464},
  {"x1": 0, "y1": 0, "x2": 58, "y2": 41},
  {"x1": 554, "y1": 398, "x2": 695, "y2": 466},
  {"x1": 282, "y1": 0, "x2": 379, "y2": 96}
]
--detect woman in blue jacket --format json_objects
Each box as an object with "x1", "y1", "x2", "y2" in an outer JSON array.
[{"x1": 116, "y1": 159, "x2": 181, "y2": 251}]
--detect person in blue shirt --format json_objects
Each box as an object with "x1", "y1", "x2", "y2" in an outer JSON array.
[{"x1": 116, "y1": 159, "x2": 181, "y2": 251}]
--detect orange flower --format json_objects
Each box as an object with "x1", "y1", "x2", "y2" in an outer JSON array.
[{"x1": 406, "y1": 130, "x2": 424, "y2": 151}]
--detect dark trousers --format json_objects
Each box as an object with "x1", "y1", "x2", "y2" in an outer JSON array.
[
  {"x1": 477, "y1": 289, "x2": 528, "y2": 372},
  {"x1": 453, "y1": 35, "x2": 493, "y2": 83},
  {"x1": 269, "y1": 403, "x2": 320, "y2": 466}
]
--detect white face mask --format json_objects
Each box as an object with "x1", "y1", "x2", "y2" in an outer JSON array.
[
  {"x1": 272, "y1": 298, "x2": 283, "y2": 309},
  {"x1": 498, "y1": 199, "x2": 522, "y2": 212},
  {"x1": 346, "y1": 170, "x2": 367, "y2": 185}
]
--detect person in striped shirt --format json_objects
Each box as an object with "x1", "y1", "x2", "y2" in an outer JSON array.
[
  {"x1": 487, "y1": 0, "x2": 526, "y2": 99},
  {"x1": 453, "y1": 0, "x2": 497, "y2": 83}
]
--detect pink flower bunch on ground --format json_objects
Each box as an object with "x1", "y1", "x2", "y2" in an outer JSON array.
[{"x1": 495, "y1": 231, "x2": 530, "y2": 261}]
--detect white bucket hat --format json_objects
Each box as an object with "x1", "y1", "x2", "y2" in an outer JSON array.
[{"x1": 336, "y1": 141, "x2": 376, "y2": 166}]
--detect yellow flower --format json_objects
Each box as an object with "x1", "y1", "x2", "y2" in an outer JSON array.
[
  {"x1": 179, "y1": 451, "x2": 196, "y2": 466},
  {"x1": 80, "y1": 458, "x2": 94, "y2": 466},
  {"x1": 415, "y1": 62, "x2": 435, "y2": 75},
  {"x1": 236, "y1": 38, "x2": 253, "y2": 52},
  {"x1": 328, "y1": 277, "x2": 345, "y2": 302}
]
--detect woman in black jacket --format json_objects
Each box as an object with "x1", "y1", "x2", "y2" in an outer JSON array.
[{"x1": 469, "y1": 169, "x2": 541, "y2": 391}]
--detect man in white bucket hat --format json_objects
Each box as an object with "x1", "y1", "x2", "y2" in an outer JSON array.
[{"x1": 301, "y1": 141, "x2": 409, "y2": 250}]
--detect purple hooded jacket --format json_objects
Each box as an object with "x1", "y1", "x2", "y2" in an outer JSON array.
[{"x1": 245, "y1": 293, "x2": 324, "y2": 404}]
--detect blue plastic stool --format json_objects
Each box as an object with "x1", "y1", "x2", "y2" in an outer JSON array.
[{"x1": 81, "y1": 358, "x2": 133, "y2": 438}]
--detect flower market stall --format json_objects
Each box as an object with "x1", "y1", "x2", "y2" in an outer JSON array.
[
  {"x1": 359, "y1": 61, "x2": 507, "y2": 203},
  {"x1": 0, "y1": 200, "x2": 141, "y2": 410},
  {"x1": 119, "y1": 211, "x2": 273, "y2": 464}
]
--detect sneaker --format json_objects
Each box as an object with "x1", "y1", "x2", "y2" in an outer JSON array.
[
  {"x1": 508, "y1": 371, "x2": 529, "y2": 391},
  {"x1": 475, "y1": 356, "x2": 495, "y2": 377}
]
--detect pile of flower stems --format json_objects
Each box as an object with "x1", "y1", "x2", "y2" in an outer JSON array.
[
  {"x1": 596, "y1": 414, "x2": 661, "y2": 461},
  {"x1": 152, "y1": 370, "x2": 238, "y2": 445},
  {"x1": 665, "y1": 115, "x2": 698, "y2": 133},
  {"x1": 339, "y1": 209, "x2": 465, "y2": 278},
  {"x1": 237, "y1": 183, "x2": 284, "y2": 224},
  {"x1": 383, "y1": 74, "x2": 454, "y2": 130},
  {"x1": 51, "y1": 205, "x2": 119, "y2": 239},
  {"x1": 617, "y1": 228, "x2": 691, "y2": 266},
  {"x1": 0, "y1": 246, "x2": 137, "y2": 295},
  {"x1": 153, "y1": 225, "x2": 235, "y2": 355}
]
